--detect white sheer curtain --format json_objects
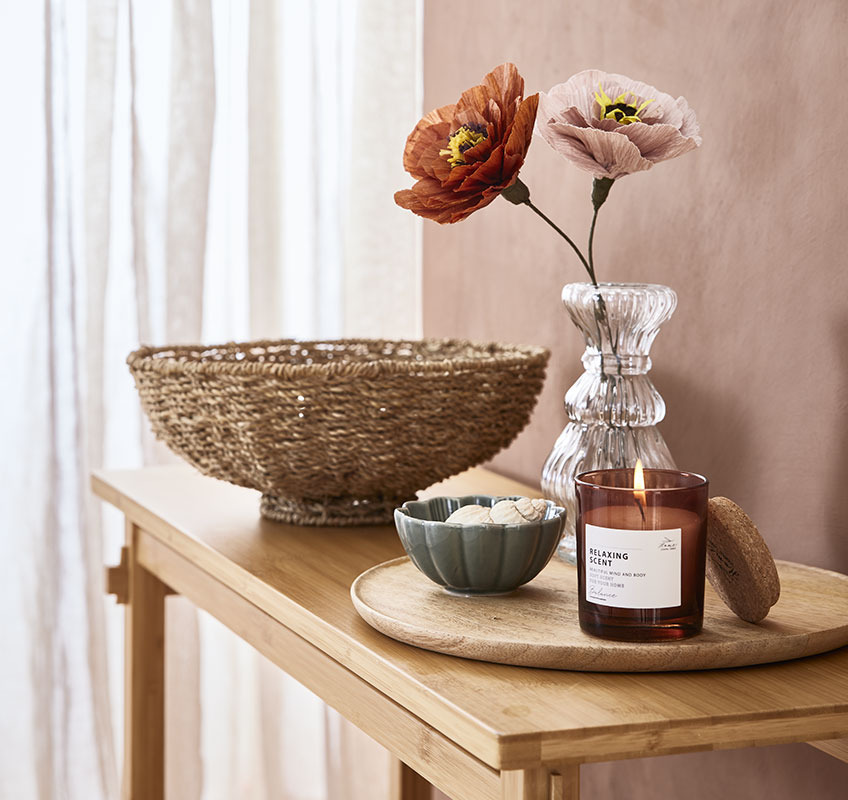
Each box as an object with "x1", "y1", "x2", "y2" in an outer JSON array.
[{"x1": 0, "y1": 1, "x2": 422, "y2": 798}]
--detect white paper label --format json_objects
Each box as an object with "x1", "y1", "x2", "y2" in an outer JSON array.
[{"x1": 584, "y1": 524, "x2": 682, "y2": 609}]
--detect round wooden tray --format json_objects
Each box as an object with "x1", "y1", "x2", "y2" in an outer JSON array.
[{"x1": 351, "y1": 558, "x2": 848, "y2": 672}]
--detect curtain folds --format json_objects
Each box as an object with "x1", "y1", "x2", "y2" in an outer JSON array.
[{"x1": 0, "y1": 1, "x2": 422, "y2": 798}]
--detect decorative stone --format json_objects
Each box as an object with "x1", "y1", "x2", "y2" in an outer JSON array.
[{"x1": 445, "y1": 504, "x2": 493, "y2": 524}]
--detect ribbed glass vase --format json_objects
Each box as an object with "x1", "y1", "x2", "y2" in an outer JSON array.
[{"x1": 541, "y1": 282, "x2": 678, "y2": 563}]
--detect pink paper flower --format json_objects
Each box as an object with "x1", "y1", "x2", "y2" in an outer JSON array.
[{"x1": 537, "y1": 70, "x2": 701, "y2": 180}]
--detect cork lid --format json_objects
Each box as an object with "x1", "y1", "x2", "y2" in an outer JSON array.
[{"x1": 706, "y1": 497, "x2": 781, "y2": 623}]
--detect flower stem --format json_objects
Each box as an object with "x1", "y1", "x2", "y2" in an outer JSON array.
[
  {"x1": 586, "y1": 182, "x2": 624, "y2": 378},
  {"x1": 523, "y1": 189, "x2": 624, "y2": 382},
  {"x1": 524, "y1": 200, "x2": 596, "y2": 283},
  {"x1": 501, "y1": 177, "x2": 623, "y2": 377},
  {"x1": 587, "y1": 177, "x2": 614, "y2": 283},
  {"x1": 588, "y1": 205, "x2": 600, "y2": 284},
  {"x1": 502, "y1": 176, "x2": 633, "y2": 450},
  {"x1": 501, "y1": 178, "x2": 596, "y2": 283}
]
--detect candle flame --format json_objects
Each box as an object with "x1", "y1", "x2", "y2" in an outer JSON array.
[{"x1": 633, "y1": 459, "x2": 647, "y2": 507}]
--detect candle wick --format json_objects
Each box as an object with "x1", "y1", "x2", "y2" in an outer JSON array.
[{"x1": 634, "y1": 494, "x2": 646, "y2": 526}]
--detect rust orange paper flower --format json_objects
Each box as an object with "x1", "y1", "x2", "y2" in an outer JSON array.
[
  {"x1": 537, "y1": 70, "x2": 701, "y2": 180},
  {"x1": 394, "y1": 63, "x2": 539, "y2": 224}
]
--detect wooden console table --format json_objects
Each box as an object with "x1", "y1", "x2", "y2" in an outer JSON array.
[{"x1": 93, "y1": 465, "x2": 848, "y2": 800}]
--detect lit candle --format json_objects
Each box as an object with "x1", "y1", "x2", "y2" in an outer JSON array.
[{"x1": 575, "y1": 464, "x2": 708, "y2": 642}]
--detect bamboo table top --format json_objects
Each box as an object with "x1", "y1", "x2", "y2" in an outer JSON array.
[{"x1": 92, "y1": 465, "x2": 848, "y2": 771}]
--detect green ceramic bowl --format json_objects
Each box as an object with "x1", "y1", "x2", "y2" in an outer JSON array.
[{"x1": 393, "y1": 495, "x2": 566, "y2": 595}]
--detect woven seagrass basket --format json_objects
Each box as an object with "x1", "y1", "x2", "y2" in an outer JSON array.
[{"x1": 128, "y1": 338, "x2": 549, "y2": 526}]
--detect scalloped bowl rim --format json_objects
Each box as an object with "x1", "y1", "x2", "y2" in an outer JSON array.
[
  {"x1": 395, "y1": 494, "x2": 566, "y2": 527},
  {"x1": 393, "y1": 495, "x2": 567, "y2": 594}
]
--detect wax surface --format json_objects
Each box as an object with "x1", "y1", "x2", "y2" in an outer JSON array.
[{"x1": 583, "y1": 504, "x2": 700, "y2": 532}]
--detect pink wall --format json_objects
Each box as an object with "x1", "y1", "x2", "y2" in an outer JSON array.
[{"x1": 420, "y1": 0, "x2": 848, "y2": 797}]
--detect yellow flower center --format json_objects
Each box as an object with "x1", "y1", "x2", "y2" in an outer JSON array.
[
  {"x1": 594, "y1": 83, "x2": 654, "y2": 125},
  {"x1": 439, "y1": 123, "x2": 488, "y2": 167}
]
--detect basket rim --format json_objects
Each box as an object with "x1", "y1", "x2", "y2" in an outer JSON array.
[{"x1": 126, "y1": 337, "x2": 550, "y2": 379}]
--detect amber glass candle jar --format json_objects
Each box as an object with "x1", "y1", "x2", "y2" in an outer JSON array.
[{"x1": 575, "y1": 467, "x2": 708, "y2": 642}]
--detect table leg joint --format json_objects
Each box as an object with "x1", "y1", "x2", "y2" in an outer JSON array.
[
  {"x1": 106, "y1": 546, "x2": 129, "y2": 604},
  {"x1": 500, "y1": 765, "x2": 579, "y2": 800},
  {"x1": 106, "y1": 545, "x2": 177, "y2": 606}
]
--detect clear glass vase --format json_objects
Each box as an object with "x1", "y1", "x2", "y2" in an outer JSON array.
[{"x1": 541, "y1": 282, "x2": 678, "y2": 563}]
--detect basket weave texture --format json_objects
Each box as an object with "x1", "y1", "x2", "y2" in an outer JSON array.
[{"x1": 128, "y1": 338, "x2": 549, "y2": 526}]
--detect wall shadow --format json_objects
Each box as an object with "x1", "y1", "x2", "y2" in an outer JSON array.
[
  {"x1": 824, "y1": 319, "x2": 848, "y2": 574},
  {"x1": 651, "y1": 367, "x2": 756, "y2": 510}
]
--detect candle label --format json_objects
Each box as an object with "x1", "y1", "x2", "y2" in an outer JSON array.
[{"x1": 584, "y1": 524, "x2": 682, "y2": 609}]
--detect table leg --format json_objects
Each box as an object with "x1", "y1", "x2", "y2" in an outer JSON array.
[
  {"x1": 389, "y1": 757, "x2": 431, "y2": 800},
  {"x1": 549, "y1": 768, "x2": 579, "y2": 800},
  {"x1": 123, "y1": 522, "x2": 168, "y2": 800},
  {"x1": 500, "y1": 767, "x2": 579, "y2": 800}
]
